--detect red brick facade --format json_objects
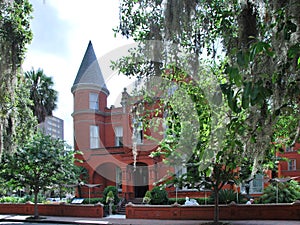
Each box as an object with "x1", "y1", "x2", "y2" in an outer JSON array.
[
  {"x1": 71, "y1": 42, "x2": 172, "y2": 200},
  {"x1": 72, "y1": 41, "x2": 300, "y2": 201}
]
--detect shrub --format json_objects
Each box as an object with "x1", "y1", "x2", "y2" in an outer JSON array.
[
  {"x1": 209, "y1": 189, "x2": 242, "y2": 204},
  {"x1": 102, "y1": 186, "x2": 119, "y2": 205},
  {"x1": 106, "y1": 191, "x2": 114, "y2": 203},
  {"x1": 142, "y1": 190, "x2": 152, "y2": 204},
  {"x1": 260, "y1": 180, "x2": 300, "y2": 203},
  {"x1": 82, "y1": 198, "x2": 103, "y2": 204},
  {"x1": 150, "y1": 186, "x2": 169, "y2": 205}
]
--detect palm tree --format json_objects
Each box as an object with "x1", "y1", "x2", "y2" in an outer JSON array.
[{"x1": 25, "y1": 68, "x2": 58, "y2": 123}]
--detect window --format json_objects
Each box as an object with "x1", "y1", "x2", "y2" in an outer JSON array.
[
  {"x1": 132, "y1": 118, "x2": 143, "y2": 144},
  {"x1": 250, "y1": 174, "x2": 264, "y2": 193},
  {"x1": 89, "y1": 93, "x2": 99, "y2": 110},
  {"x1": 116, "y1": 167, "x2": 122, "y2": 191},
  {"x1": 241, "y1": 174, "x2": 264, "y2": 194},
  {"x1": 288, "y1": 159, "x2": 296, "y2": 171},
  {"x1": 286, "y1": 146, "x2": 294, "y2": 152},
  {"x1": 115, "y1": 126, "x2": 123, "y2": 147},
  {"x1": 90, "y1": 125, "x2": 100, "y2": 149},
  {"x1": 136, "y1": 122, "x2": 143, "y2": 144}
]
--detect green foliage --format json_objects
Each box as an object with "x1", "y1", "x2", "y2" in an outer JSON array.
[
  {"x1": 82, "y1": 198, "x2": 103, "y2": 205},
  {"x1": 0, "y1": 0, "x2": 33, "y2": 156},
  {"x1": 24, "y1": 68, "x2": 58, "y2": 123},
  {"x1": 150, "y1": 186, "x2": 169, "y2": 205},
  {"x1": 114, "y1": 0, "x2": 300, "y2": 223},
  {"x1": 0, "y1": 194, "x2": 46, "y2": 204},
  {"x1": 106, "y1": 191, "x2": 114, "y2": 203},
  {"x1": 0, "y1": 132, "x2": 80, "y2": 217},
  {"x1": 102, "y1": 186, "x2": 119, "y2": 205},
  {"x1": 209, "y1": 189, "x2": 243, "y2": 204},
  {"x1": 142, "y1": 190, "x2": 152, "y2": 204},
  {"x1": 260, "y1": 180, "x2": 300, "y2": 203}
]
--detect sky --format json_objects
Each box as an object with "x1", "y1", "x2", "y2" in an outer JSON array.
[{"x1": 23, "y1": 0, "x2": 134, "y2": 145}]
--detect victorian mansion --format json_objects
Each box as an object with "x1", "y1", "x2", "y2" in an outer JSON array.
[
  {"x1": 71, "y1": 41, "x2": 300, "y2": 201},
  {"x1": 71, "y1": 41, "x2": 172, "y2": 200}
]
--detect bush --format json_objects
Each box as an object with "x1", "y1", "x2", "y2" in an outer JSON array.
[
  {"x1": 82, "y1": 198, "x2": 103, "y2": 204},
  {"x1": 209, "y1": 189, "x2": 242, "y2": 204},
  {"x1": 142, "y1": 190, "x2": 152, "y2": 204},
  {"x1": 102, "y1": 186, "x2": 119, "y2": 205},
  {"x1": 260, "y1": 180, "x2": 300, "y2": 203},
  {"x1": 150, "y1": 186, "x2": 169, "y2": 205},
  {"x1": 0, "y1": 194, "x2": 46, "y2": 204}
]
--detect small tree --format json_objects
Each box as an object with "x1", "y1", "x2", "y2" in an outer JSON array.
[
  {"x1": 0, "y1": 132, "x2": 80, "y2": 218},
  {"x1": 103, "y1": 186, "x2": 119, "y2": 205},
  {"x1": 106, "y1": 190, "x2": 115, "y2": 215},
  {"x1": 143, "y1": 190, "x2": 152, "y2": 204}
]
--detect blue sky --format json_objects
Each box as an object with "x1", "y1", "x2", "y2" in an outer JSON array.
[{"x1": 23, "y1": 0, "x2": 133, "y2": 145}]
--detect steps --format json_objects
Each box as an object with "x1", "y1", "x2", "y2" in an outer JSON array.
[{"x1": 116, "y1": 198, "x2": 143, "y2": 215}]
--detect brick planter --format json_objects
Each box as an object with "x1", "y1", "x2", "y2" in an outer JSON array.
[
  {"x1": 126, "y1": 201, "x2": 300, "y2": 220},
  {"x1": 0, "y1": 203, "x2": 104, "y2": 218}
]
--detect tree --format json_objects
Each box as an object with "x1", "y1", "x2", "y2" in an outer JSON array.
[
  {"x1": 25, "y1": 68, "x2": 58, "y2": 123},
  {"x1": 0, "y1": 132, "x2": 80, "y2": 218},
  {"x1": 114, "y1": 0, "x2": 300, "y2": 223},
  {"x1": 0, "y1": 0, "x2": 33, "y2": 156}
]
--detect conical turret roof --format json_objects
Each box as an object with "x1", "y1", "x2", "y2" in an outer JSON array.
[{"x1": 71, "y1": 41, "x2": 109, "y2": 95}]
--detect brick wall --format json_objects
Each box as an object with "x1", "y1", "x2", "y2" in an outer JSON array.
[
  {"x1": 0, "y1": 203, "x2": 103, "y2": 218},
  {"x1": 126, "y1": 202, "x2": 300, "y2": 220}
]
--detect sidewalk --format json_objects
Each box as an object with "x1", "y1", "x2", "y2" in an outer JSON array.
[{"x1": 1, "y1": 214, "x2": 299, "y2": 225}]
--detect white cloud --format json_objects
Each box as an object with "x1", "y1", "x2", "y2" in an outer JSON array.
[{"x1": 23, "y1": 0, "x2": 133, "y2": 146}]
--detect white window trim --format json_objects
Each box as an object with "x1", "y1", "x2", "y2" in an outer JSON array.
[
  {"x1": 288, "y1": 159, "x2": 296, "y2": 171},
  {"x1": 116, "y1": 167, "x2": 122, "y2": 191},
  {"x1": 89, "y1": 93, "x2": 99, "y2": 110},
  {"x1": 115, "y1": 126, "x2": 123, "y2": 147},
  {"x1": 90, "y1": 125, "x2": 100, "y2": 149}
]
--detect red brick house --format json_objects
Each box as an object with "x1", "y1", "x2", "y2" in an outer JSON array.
[
  {"x1": 277, "y1": 143, "x2": 300, "y2": 182},
  {"x1": 71, "y1": 41, "x2": 172, "y2": 200},
  {"x1": 71, "y1": 41, "x2": 300, "y2": 201}
]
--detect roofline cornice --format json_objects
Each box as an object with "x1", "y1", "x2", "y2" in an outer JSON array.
[{"x1": 71, "y1": 83, "x2": 110, "y2": 96}]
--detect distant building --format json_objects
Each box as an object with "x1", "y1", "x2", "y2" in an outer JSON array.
[
  {"x1": 277, "y1": 143, "x2": 300, "y2": 182},
  {"x1": 38, "y1": 116, "x2": 64, "y2": 140}
]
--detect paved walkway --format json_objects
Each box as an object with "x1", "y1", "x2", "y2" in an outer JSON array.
[{"x1": 0, "y1": 214, "x2": 299, "y2": 225}]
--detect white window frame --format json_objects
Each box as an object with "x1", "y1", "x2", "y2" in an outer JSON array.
[
  {"x1": 250, "y1": 174, "x2": 264, "y2": 193},
  {"x1": 133, "y1": 118, "x2": 143, "y2": 145},
  {"x1": 90, "y1": 125, "x2": 100, "y2": 149},
  {"x1": 241, "y1": 174, "x2": 264, "y2": 194},
  {"x1": 116, "y1": 167, "x2": 122, "y2": 191},
  {"x1": 115, "y1": 126, "x2": 123, "y2": 147},
  {"x1": 89, "y1": 93, "x2": 99, "y2": 110},
  {"x1": 136, "y1": 121, "x2": 143, "y2": 144},
  {"x1": 288, "y1": 159, "x2": 296, "y2": 171}
]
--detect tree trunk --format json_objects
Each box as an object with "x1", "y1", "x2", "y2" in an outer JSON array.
[
  {"x1": 213, "y1": 188, "x2": 219, "y2": 224},
  {"x1": 34, "y1": 190, "x2": 39, "y2": 219}
]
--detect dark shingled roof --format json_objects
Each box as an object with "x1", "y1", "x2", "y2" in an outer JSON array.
[{"x1": 72, "y1": 41, "x2": 109, "y2": 95}]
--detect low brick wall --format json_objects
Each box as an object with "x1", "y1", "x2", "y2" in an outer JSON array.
[
  {"x1": 126, "y1": 202, "x2": 300, "y2": 220},
  {"x1": 0, "y1": 203, "x2": 103, "y2": 218}
]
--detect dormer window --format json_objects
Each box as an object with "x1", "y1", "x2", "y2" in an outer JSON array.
[{"x1": 89, "y1": 93, "x2": 99, "y2": 110}]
